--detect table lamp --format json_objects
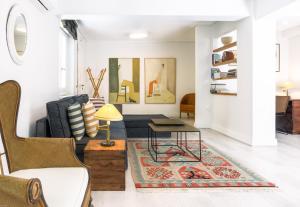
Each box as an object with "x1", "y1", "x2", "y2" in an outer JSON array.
[
  {"x1": 279, "y1": 81, "x2": 295, "y2": 96},
  {"x1": 94, "y1": 104, "x2": 123, "y2": 147}
]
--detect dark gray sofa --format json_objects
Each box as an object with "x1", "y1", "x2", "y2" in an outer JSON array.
[
  {"x1": 36, "y1": 94, "x2": 126, "y2": 161},
  {"x1": 124, "y1": 114, "x2": 171, "y2": 138},
  {"x1": 36, "y1": 94, "x2": 171, "y2": 161}
]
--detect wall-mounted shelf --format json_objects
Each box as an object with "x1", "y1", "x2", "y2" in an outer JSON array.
[
  {"x1": 211, "y1": 92, "x2": 237, "y2": 96},
  {"x1": 213, "y1": 59, "x2": 237, "y2": 67},
  {"x1": 213, "y1": 42, "x2": 237, "y2": 52},
  {"x1": 212, "y1": 77, "x2": 237, "y2": 81}
]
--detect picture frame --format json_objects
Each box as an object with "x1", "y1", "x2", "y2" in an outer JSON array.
[
  {"x1": 144, "y1": 58, "x2": 176, "y2": 104},
  {"x1": 108, "y1": 58, "x2": 140, "y2": 104}
]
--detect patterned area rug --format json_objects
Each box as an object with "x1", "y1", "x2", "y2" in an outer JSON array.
[{"x1": 128, "y1": 140, "x2": 276, "y2": 188}]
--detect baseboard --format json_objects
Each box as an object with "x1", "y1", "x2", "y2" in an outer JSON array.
[
  {"x1": 211, "y1": 124, "x2": 252, "y2": 146},
  {"x1": 211, "y1": 124, "x2": 278, "y2": 146}
]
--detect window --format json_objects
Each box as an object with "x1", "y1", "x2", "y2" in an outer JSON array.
[{"x1": 59, "y1": 27, "x2": 75, "y2": 96}]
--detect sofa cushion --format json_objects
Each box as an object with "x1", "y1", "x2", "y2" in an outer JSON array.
[
  {"x1": 123, "y1": 114, "x2": 168, "y2": 128},
  {"x1": 90, "y1": 97, "x2": 105, "y2": 110},
  {"x1": 10, "y1": 167, "x2": 89, "y2": 207},
  {"x1": 47, "y1": 95, "x2": 89, "y2": 138},
  {"x1": 82, "y1": 101, "x2": 98, "y2": 138},
  {"x1": 68, "y1": 103, "x2": 85, "y2": 140}
]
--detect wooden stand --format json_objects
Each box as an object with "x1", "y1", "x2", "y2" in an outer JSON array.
[
  {"x1": 84, "y1": 140, "x2": 126, "y2": 191},
  {"x1": 86, "y1": 68, "x2": 106, "y2": 98}
]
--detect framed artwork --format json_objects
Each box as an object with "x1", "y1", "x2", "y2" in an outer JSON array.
[
  {"x1": 109, "y1": 58, "x2": 140, "y2": 104},
  {"x1": 275, "y1": 43, "x2": 280, "y2": 72},
  {"x1": 144, "y1": 58, "x2": 176, "y2": 104}
]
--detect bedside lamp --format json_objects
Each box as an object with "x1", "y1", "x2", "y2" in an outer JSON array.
[
  {"x1": 94, "y1": 104, "x2": 123, "y2": 147},
  {"x1": 279, "y1": 81, "x2": 295, "y2": 96}
]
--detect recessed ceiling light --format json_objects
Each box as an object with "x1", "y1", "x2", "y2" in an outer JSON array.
[{"x1": 129, "y1": 32, "x2": 148, "y2": 39}]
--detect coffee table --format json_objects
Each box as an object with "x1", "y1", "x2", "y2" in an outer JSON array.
[
  {"x1": 151, "y1": 118, "x2": 184, "y2": 126},
  {"x1": 148, "y1": 120, "x2": 201, "y2": 162}
]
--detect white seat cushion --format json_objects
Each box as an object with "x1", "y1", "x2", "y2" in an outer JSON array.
[
  {"x1": 0, "y1": 133, "x2": 9, "y2": 175},
  {"x1": 10, "y1": 167, "x2": 89, "y2": 207}
]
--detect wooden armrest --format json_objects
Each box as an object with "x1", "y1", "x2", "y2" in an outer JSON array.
[
  {"x1": 0, "y1": 175, "x2": 45, "y2": 206},
  {"x1": 9, "y1": 137, "x2": 84, "y2": 172}
]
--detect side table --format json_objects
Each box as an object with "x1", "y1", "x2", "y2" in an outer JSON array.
[{"x1": 84, "y1": 140, "x2": 126, "y2": 191}]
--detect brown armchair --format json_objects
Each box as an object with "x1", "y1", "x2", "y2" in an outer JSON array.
[
  {"x1": 180, "y1": 93, "x2": 195, "y2": 118},
  {"x1": 0, "y1": 81, "x2": 91, "y2": 207}
]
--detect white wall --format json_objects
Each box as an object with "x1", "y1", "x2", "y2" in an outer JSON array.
[
  {"x1": 195, "y1": 14, "x2": 277, "y2": 146},
  {"x1": 211, "y1": 18, "x2": 254, "y2": 145},
  {"x1": 81, "y1": 41, "x2": 195, "y2": 117},
  {"x1": 0, "y1": 0, "x2": 59, "y2": 136}
]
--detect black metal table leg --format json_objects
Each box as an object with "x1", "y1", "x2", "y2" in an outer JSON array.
[
  {"x1": 148, "y1": 123, "x2": 202, "y2": 162},
  {"x1": 199, "y1": 131, "x2": 202, "y2": 161},
  {"x1": 155, "y1": 132, "x2": 157, "y2": 162}
]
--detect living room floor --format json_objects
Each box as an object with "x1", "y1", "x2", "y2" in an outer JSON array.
[{"x1": 91, "y1": 127, "x2": 300, "y2": 207}]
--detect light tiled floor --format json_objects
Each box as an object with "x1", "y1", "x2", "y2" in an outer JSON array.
[{"x1": 91, "y1": 126, "x2": 300, "y2": 207}]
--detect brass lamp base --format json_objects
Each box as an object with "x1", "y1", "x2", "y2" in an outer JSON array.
[{"x1": 100, "y1": 140, "x2": 115, "y2": 147}]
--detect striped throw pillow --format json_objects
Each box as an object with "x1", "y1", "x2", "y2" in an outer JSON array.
[
  {"x1": 82, "y1": 101, "x2": 98, "y2": 138},
  {"x1": 67, "y1": 103, "x2": 85, "y2": 140},
  {"x1": 90, "y1": 97, "x2": 105, "y2": 110}
]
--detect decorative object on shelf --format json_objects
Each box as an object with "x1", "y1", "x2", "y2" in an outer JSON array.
[
  {"x1": 6, "y1": 4, "x2": 28, "y2": 65},
  {"x1": 94, "y1": 104, "x2": 123, "y2": 147},
  {"x1": 227, "y1": 69, "x2": 237, "y2": 78},
  {"x1": 87, "y1": 67, "x2": 106, "y2": 98},
  {"x1": 145, "y1": 58, "x2": 176, "y2": 104},
  {"x1": 221, "y1": 36, "x2": 233, "y2": 45},
  {"x1": 210, "y1": 83, "x2": 226, "y2": 94},
  {"x1": 222, "y1": 51, "x2": 235, "y2": 62},
  {"x1": 279, "y1": 81, "x2": 295, "y2": 96},
  {"x1": 109, "y1": 58, "x2": 140, "y2": 104},
  {"x1": 212, "y1": 54, "x2": 221, "y2": 65},
  {"x1": 275, "y1": 43, "x2": 280, "y2": 72},
  {"x1": 211, "y1": 68, "x2": 220, "y2": 79}
]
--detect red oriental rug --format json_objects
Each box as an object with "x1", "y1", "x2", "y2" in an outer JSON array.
[{"x1": 128, "y1": 140, "x2": 276, "y2": 188}]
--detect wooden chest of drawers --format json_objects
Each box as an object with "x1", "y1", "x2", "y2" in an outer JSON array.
[
  {"x1": 276, "y1": 99, "x2": 300, "y2": 134},
  {"x1": 84, "y1": 140, "x2": 126, "y2": 191},
  {"x1": 292, "y1": 100, "x2": 300, "y2": 133}
]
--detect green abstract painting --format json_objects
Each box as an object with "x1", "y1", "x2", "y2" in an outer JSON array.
[{"x1": 109, "y1": 58, "x2": 140, "y2": 104}]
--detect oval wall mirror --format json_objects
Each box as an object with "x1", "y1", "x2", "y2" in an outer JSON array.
[{"x1": 6, "y1": 5, "x2": 28, "y2": 65}]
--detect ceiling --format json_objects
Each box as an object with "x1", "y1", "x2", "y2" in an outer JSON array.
[
  {"x1": 75, "y1": 16, "x2": 214, "y2": 41},
  {"x1": 53, "y1": 0, "x2": 251, "y2": 42}
]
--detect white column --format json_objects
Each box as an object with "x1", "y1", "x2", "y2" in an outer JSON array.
[
  {"x1": 194, "y1": 26, "x2": 212, "y2": 128},
  {"x1": 251, "y1": 15, "x2": 277, "y2": 145}
]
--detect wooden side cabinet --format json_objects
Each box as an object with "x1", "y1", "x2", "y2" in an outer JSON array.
[
  {"x1": 292, "y1": 100, "x2": 300, "y2": 133},
  {"x1": 84, "y1": 140, "x2": 126, "y2": 191}
]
